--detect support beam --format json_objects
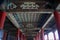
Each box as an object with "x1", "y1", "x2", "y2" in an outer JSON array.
[
  {"x1": 7, "y1": 14, "x2": 20, "y2": 28},
  {"x1": 39, "y1": 14, "x2": 53, "y2": 32},
  {"x1": 7, "y1": 10, "x2": 53, "y2": 14}
]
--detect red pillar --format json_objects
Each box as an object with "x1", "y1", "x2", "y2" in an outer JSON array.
[
  {"x1": 22, "y1": 35, "x2": 24, "y2": 40},
  {"x1": 38, "y1": 34, "x2": 39, "y2": 40},
  {"x1": 53, "y1": 32, "x2": 56, "y2": 40},
  {"x1": 37, "y1": 34, "x2": 39, "y2": 40},
  {"x1": 54, "y1": 11, "x2": 60, "y2": 40},
  {"x1": 3, "y1": 32, "x2": 7, "y2": 40},
  {"x1": 21, "y1": 34, "x2": 23, "y2": 40},
  {"x1": 36, "y1": 34, "x2": 38, "y2": 40},
  {"x1": 35, "y1": 36, "x2": 37, "y2": 40},
  {"x1": 39, "y1": 32, "x2": 41, "y2": 40},
  {"x1": 24, "y1": 36, "x2": 26, "y2": 40},
  {"x1": 24, "y1": 36, "x2": 25, "y2": 40},
  {"x1": 23, "y1": 35, "x2": 25, "y2": 40},
  {"x1": 35, "y1": 37, "x2": 36, "y2": 40},
  {"x1": 37, "y1": 35, "x2": 38, "y2": 40},
  {"x1": 34, "y1": 37, "x2": 36, "y2": 40},
  {"x1": 16, "y1": 29, "x2": 20, "y2": 40},
  {"x1": 0, "y1": 12, "x2": 6, "y2": 40},
  {"x1": 19, "y1": 32, "x2": 23, "y2": 40},
  {"x1": 24, "y1": 35, "x2": 26, "y2": 40},
  {"x1": 23, "y1": 35, "x2": 24, "y2": 40},
  {"x1": 19, "y1": 31, "x2": 21, "y2": 40},
  {"x1": 0, "y1": 11, "x2": 6, "y2": 29},
  {"x1": 40, "y1": 28, "x2": 44, "y2": 40}
]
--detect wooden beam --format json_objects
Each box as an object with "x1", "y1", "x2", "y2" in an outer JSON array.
[
  {"x1": 7, "y1": 13, "x2": 20, "y2": 28},
  {"x1": 25, "y1": 34, "x2": 36, "y2": 36},
  {"x1": 6, "y1": 9, "x2": 53, "y2": 12},
  {"x1": 42, "y1": 14, "x2": 54, "y2": 28},
  {"x1": 23, "y1": 28, "x2": 40, "y2": 30},
  {"x1": 25, "y1": 32, "x2": 37, "y2": 34},
  {"x1": 8, "y1": 0, "x2": 45, "y2": 3},
  {"x1": 22, "y1": 30, "x2": 38, "y2": 33},
  {"x1": 39, "y1": 14, "x2": 53, "y2": 32},
  {"x1": 26, "y1": 35, "x2": 36, "y2": 36}
]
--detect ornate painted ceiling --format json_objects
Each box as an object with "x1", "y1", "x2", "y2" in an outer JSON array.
[{"x1": 4, "y1": 0, "x2": 59, "y2": 39}]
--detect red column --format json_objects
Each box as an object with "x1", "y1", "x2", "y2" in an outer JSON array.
[
  {"x1": 39, "y1": 32, "x2": 41, "y2": 40},
  {"x1": 22, "y1": 35, "x2": 24, "y2": 40},
  {"x1": 21, "y1": 34, "x2": 23, "y2": 40},
  {"x1": 34, "y1": 37, "x2": 36, "y2": 40},
  {"x1": 19, "y1": 31, "x2": 22, "y2": 40},
  {"x1": 20, "y1": 32, "x2": 23, "y2": 40},
  {"x1": 16, "y1": 29, "x2": 20, "y2": 40},
  {"x1": 23, "y1": 35, "x2": 25, "y2": 40},
  {"x1": 35, "y1": 36, "x2": 37, "y2": 40},
  {"x1": 36, "y1": 34, "x2": 38, "y2": 40},
  {"x1": 24, "y1": 36, "x2": 25, "y2": 40},
  {"x1": 36, "y1": 32, "x2": 41, "y2": 40},
  {"x1": 3, "y1": 32, "x2": 7, "y2": 40},
  {"x1": 24, "y1": 36, "x2": 26, "y2": 40},
  {"x1": 54, "y1": 11, "x2": 60, "y2": 40},
  {"x1": 40, "y1": 28, "x2": 44, "y2": 40},
  {"x1": 24, "y1": 35, "x2": 26, "y2": 40},
  {"x1": 35, "y1": 37, "x2": 36, "y2": 40},
  {"x1": 23, "y1": 35, "x2": 24, "y2": 40},
  {"x1": 38, "y1": 34, "x2": 39, "y2": 40},
  {"x1": 37, "y1": 35, "x2": 38, "y2": 40},
  {"x1": 37, "y1": 34, "x2": 39, "y2": 40},
  {"x1": 0, "y1": 11, "x2": 6, "y2": 29},
  {"x1": 53, "y1": 32, "x2": 56, "y2": 40},
  {"x1": 35, "y1": 34, "x2": 39, "y2": 40}
]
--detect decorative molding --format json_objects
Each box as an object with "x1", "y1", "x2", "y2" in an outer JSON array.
[
  {"x1": 7, "y1": 3, "x2": 17, "y2": 9},
  {"x1": 20, "y1": 2, "x2": 39, "y2": 9}
]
